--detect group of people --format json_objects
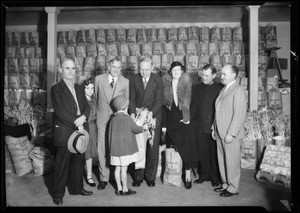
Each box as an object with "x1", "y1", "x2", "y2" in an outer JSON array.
[{"x1": 50, "y1": 56, "x2": 247, "y2": 205}]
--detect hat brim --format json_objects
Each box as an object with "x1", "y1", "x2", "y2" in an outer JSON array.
[{"x1": 67, "y1": 129, "x2": 89, "y2": 154}]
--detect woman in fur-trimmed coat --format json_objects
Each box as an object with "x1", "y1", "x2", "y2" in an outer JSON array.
[{"x1": 162, "y1": 61, "x2": 199, "y2": 189}]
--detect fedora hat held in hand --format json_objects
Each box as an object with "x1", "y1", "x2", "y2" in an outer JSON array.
[{"x1": 67, "y1": 129, "x2": 89, "y2": 154}]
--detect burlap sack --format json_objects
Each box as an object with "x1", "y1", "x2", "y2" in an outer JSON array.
[
  {"x1": 161, "y1": 54, "x2": 174, "y2": 73},
  {"x1": 57, "y1": 46, "x2": 66, "y2": 61},
  {"x1": 241, "y1": 139, "x2": 257, "y2": 169},
  {"x1": 8, "y1": 75, "x2": 21, "y2": 90},
  {"x1": 142, "y1": 43, "x2": 153, "y2": 57},
  {"x1": 106, "y1": 43, "x2": 118, "y2": 57},
  {"x1": 265, "y1": 23, "x2": 278, "y2": 48},
  {"x1": 127, "y1": 56, "x2": 139, "y2": 78},
  {"x1": 25, "y1": 47, "x2": 35, "y2": 59},
  {"x1": 186, "y1": 41, "x2": 198, "y2": 55},
  {"x1": 164, "y1": 42, "x2": 176, "y2": 55},
  {"x1": 57, "y1": 31, "x2": 67, "y2": 46},
  {"x1": 9, "y1": 59, "x2": 19, "y2": 74},
  {"x1": 163, "y1": 146, "x2": 183, "y2": 187},
  {"x1": 86, "y1": 29, "x2": 96, "y2": 44},
  {"x1": 152, "y1": 55, "x2": 161, "y2": 75},
  {"x1": 12, "y1": 32, "x2": 20, "y2": 46},
  {"x1": 186, "y1": 55, "x2": 199, "y2": 71},
  {"x1": 76, "y1": 45, "x2": 86, "y2": 58},
  {"x1": 210, "y1": 26, "x2": 221, "y2": 43},
  {"x1": 268, "y1": 91, "x2": 282, "y2": 109},
  {"x1": 147, "y1": 28, "x2": 157, "y2": 42},
  {"x1": 6, "y1": 46, "x2": 16, "y2": 58},
  {"x1": 118, "y1": 55, "x2": 128, "y2": 76},
  {"x1": 9, "y1": 89, "x2": 22, "y2": 105},
  {"x1": 127, "y1": 28, "x2": 137, "y2": 43},
  {"x1": 198, "y1": 55, "x2": 210, "y2": 71},
  {"x1": 35, "y1": 47, "x2": 44, "y2": 59},
  {"x1": 198, "y1": 42, "x2": 209, "y2": 56},
  {"x1": 106, "y1": 29, "x2": 116, "y2": 43},
  {"x1": 232, "y1": 42, "x2": 244, "y2": 56},
  {"x1": 173, "y1": 55, "x2": 185, "y2": 66},
  {"x1": 5, "y1": 135, "x2": 34, "y2": 176},
  {"x1": 83, "y1": 57, "x2": 96, "y2": 78},
  {"x1": 29, "y1": 31, "x2": 39, "y2": 46},
  {"x1": 66, "y1": 29, "x2": 77, "y2": 46},
  {"x1": 153, "y1": 42, "x2": 164, "y2": 55},
  {"x1": 235, "y1": 55, "x2": 245, "y2": 71},
  {"x1": 176, "y1": 42, "x2": 186, "y2": 56},
  {"x1": 16, "y1": 47, "x2": 26, "y2": 58},
  {"x1": 129, "y1": 43, "x2": 141, "y2": 56},
  {"x1": 167, "y1": 28, "x2": 178, "y2": 42},
  {"x1": 210, "y1": 55, "x2": 223, "y2": 72},
  {"x1": 5, "y1": 32, "x2": 12, "y2": 46},
  {"x1": 137, "y1": 28, "x2": 147, "y2": 43},
  {"x1": 178, "y1": 27, "x2": 188, "y2": 41},
  {"x1": 266, "y1": 76, "x2": 279, "y2": 92},
  {"x1": 77, "y1": 29, "x2": 86, "y2": 45},
  {"x1": 86, "y1": 44, "x2": 97, "y2": 57},
  {"x1": 19, "y1": 58, "x2": 29, "y2": 75},
  {"x1": 222, "y1": 55, "x2": 236, "y2": 66},
  {"x1": 118, "y1": 43, "x2": 129, "y2": 56},
  {"x1": 221, "y1": 26, "x2": 232, "y2": 43},
  {"x1": 209, "y1": 42, "x2": 220, "y2": 56},
  {"x1": 96, "y1": 43, "x2": 107, "y2": 56},
  {"x1": 65, "y1": 46, "x2": 76, "y2": 59},
  {"x1": 199, "y1": 26, "x2": 210, "y2": 43},
  {"x1": 29, "y1": 146, "x2": 54, "y2": 176},
  {"x1": 116, "y1": 28, "x2": 126, "y2": 43},
  {"x1": 95, "y1": 56, "x2": 106, "y2": 73},
  {"x1": 233, "y1": 26, "x2": 243, "y2": 43},
  {"x1": 20, "y1": 74, "x2": 31, "y2": 89},
  {"x1": 219, "y1": 41, "x2": 232, "y2": 55},
  {"x1": 96, "y1": 29, "x2": 106, "y2": 43},
  {"x1": 20, "y1": 32, "x2": 30, "y2": 47},
  {"x1": 157, "y1": 28, "x2": 167, "y2": 42},
  {"x1": 187, "y1": 26, "x2": 199, "y2": 41},
  {"x1": 258, "y1": 55, "x2": 268, "y2": 72},
  {"x1": 258, "y1": 91, "x2": 268, "y2": 109},
  {"x1": 29, "y1": 58, "x2": 40, "y2": 75}
]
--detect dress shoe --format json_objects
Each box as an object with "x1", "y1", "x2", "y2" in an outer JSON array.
[
  {"x1": 87, "y1": 178, "x2": 96, "y2": 187},
  {"x1": 194, "y1": 178, "x2": 209, "y2": 184},
  {"x1": 214, "y1": 186, "x2": 226, "y2": 193},
  {"x1": 97, "y1": 181, "x2": 108, "y2": 190},
  {"x1": 211, "y1": 181, "x2": 221, "y2": 187},
  {"x1": 132, "y1": 180, "x2": 143, "y2": 187},
  {"x1": 115, "y1": 190, "x2": 122, "y2": 196},
  {"x1": 146, "y1": 180, "x2": 155, "y2": 187},
  {"x1": 220, "y1": 190, "x2": 239, "y2": 197},
  {"x1": 53, "y1": 197, "x2": 63, "y2": 205},
  {"x1": 184, "y1": 181, "x2": 192, "y2": 189},
  {"x1": 121, "y1": 189, "x2": 137, "y2": 196},
  {"x1": 69, "y1": 189, "x2": 93, "y2": 196}
]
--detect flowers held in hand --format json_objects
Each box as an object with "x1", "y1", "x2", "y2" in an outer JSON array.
[{"x1": 134, "y1": 108, "x2": 156, "y2": 147}]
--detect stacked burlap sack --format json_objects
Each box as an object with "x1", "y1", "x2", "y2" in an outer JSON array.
[{"x1": 4, "y1": 123, "x2": 54, "y2": 177}]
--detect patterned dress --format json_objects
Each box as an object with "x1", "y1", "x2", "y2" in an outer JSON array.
[{"x1": 85, "y1": 96, "x2": 98, "y2": 159}]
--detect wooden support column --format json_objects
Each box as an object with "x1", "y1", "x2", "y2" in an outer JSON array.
[
  {"x1": 247, "y1": 5, "x2": 260, "y2": 111},
  {"x1": 45, "y1": 7, "x2": 60, "y2": 108}
]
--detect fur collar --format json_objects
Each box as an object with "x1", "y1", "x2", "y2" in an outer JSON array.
[{"x1": 162, "y1": 72, "x2": 192, "y2": 111}]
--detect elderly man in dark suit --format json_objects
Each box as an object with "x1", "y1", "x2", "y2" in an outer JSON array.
[
  {"x1": 51, "y1": 58, "x2": 92, "y2": 205},
  {"x1": 129, "y1": 57, "x2": 163, "y2": 187}
]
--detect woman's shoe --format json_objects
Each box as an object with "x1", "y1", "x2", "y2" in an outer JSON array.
[
  {"x1": 115, "y1": 190, "x2": 122, "y2": 196},
  {"x1": 184, "y1": 180, "x2": 192, "y2": 189},
  {"x1": 121, "y1": 189, "x2": 137, "y2": 196},
  {"x1": 87, "y1": 178, "x2": 96, "y2": 187}
]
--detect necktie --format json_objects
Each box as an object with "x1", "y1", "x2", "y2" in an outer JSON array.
[
  {"x1": 143, "y1": 78, "x2": 147, "y2": 89},
  {"x1": 110, "y1": 78, "x2": 115, "y2": 89}
]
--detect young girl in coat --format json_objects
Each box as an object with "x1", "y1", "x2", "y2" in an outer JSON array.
[
  {"x1": 83, "y1": 78, "x2": 98, "y2": 187},
  {"x1": 109, "y1": 95, "x2": 144, "y2": 196}
]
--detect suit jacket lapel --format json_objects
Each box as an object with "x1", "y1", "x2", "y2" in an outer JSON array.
[
  {"x1": 137, "y1": 75, "x2": 145, "y2": 97},
  {"x1": 102, "y1": 73, "x2": 111, "y2": 102},
  {"x1": 61, "y1": 80, "x2": 76, "y2": 104}
]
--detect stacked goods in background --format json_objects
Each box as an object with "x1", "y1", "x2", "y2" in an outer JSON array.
[
  {"x1": 255, "y1": 144, "x2": 291, "y2": 188},
  {"x1": 53, "y1": 25, "x2": 246, "y2": 84}
]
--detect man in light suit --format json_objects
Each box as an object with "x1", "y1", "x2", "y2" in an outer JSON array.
[
  {"x1": 94, "y1": 58, "x2": 129, "y2": 190},
  {"x1": 212, "y1": 65, "x2": 247, "y2": 197},
  {"x1": 129, "y1": 57, "x2": 163, "y2": 187},
  {"x1": 51, "y1": 58, "x2": 92, "y2": 205}
]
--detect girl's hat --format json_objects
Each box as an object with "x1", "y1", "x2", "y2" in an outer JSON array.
[{"x1": 113, "y1": 95, "x2": 129, "y2": 111}]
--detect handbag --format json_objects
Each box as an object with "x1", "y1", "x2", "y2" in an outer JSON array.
[{"x1": 163, "y1": 145, "x2": 183, "y2": 187}]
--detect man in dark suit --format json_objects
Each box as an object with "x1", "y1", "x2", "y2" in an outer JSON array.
[
  {"x1": 51, "y1": 58, "x2": 92, "y2": 205},
  {"x1": 191, "y1": 64, "x2": 223, "y2": 187},
  {"x1": 129, "y1": 57, "x2": 163, "y2": 187}
]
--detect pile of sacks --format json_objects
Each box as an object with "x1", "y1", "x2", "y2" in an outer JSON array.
[{"x1": 4, "y1": 123, "x2": 54, "y2": 177}]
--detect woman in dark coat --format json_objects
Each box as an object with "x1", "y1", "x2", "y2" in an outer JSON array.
[{"x1": 162, "y1": 61, "x2": 199, "y2": 189}]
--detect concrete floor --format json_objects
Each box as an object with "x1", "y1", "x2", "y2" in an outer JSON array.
[{"x1": 4, "y1": 166, "x2": 291, "y2": 211}]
